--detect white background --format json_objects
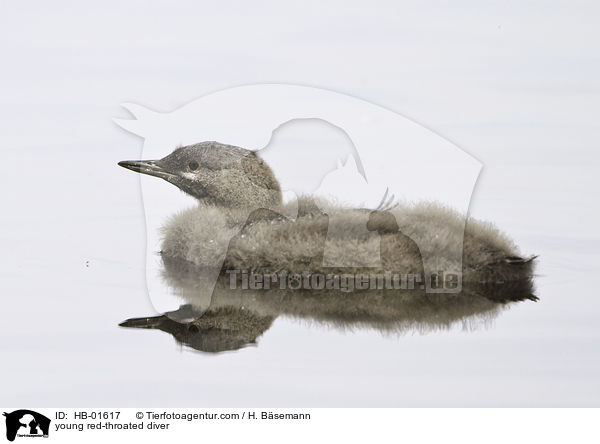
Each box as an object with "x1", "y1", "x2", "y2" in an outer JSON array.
[{"x1": 1, "y1": 0, "x2": 599, "y2": 409}]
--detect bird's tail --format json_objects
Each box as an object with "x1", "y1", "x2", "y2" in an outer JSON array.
[{"x1": 505, "y1": 255, "x2": 538, "y2": 265}]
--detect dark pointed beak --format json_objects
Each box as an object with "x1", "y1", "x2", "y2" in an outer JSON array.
[
  {"x1": 119, "y1": 315, "x2": 167, "y2": 329},
  {"x1": 118, "y1": 160, "x2": 175, "y2": 180}
]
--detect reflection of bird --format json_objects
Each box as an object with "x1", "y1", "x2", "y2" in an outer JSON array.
[
  {"x1": 120, "y1": 304, "x2": 274, "y2": 354},
  {"x1": 119, "y1": 142, "x2": 537, "y2": 284},
  {"x1": 120, "y1": 256, "x2": 536, "y2": 353}
]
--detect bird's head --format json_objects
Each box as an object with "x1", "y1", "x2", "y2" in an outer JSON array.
[{"x1": 119, "y1": 141, "x2": 281, "y2": 208}]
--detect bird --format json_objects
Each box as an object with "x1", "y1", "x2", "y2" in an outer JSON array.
[{"x1": 118, "y1": 141, "x2": 537, "y2": 295}]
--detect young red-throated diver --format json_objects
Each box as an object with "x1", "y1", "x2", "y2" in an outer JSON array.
[{"x1": 118, "y1": 141, "x2": 537, "y2": 292}]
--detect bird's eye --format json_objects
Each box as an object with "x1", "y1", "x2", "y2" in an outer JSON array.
[{"x1": 188, "y1": 161, "x2": 199, "y2": 171}]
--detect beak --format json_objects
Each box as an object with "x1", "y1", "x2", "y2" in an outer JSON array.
[
  {"x1": 118, "y1": 159, "x2": 175, "y2": 180},
  {"x1": 119, "y1": 315, "x2": 167, "y2": 329}
]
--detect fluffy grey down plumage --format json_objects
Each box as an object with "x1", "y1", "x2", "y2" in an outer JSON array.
[{"x1": 160, "y1": 199, "x2": 535, "y2": 284}]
